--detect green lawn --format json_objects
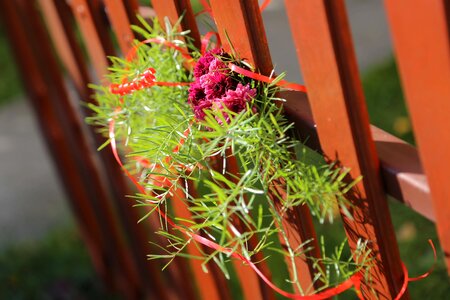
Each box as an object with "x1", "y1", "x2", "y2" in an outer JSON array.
[
  {"x1": 0, "y1": 227, "x2": 119, "y2": 300},
  {"x1": 0, "y1": 25, "x2": 23, "y2": 106},
  {"x1": 363, "y1": 60, "x2": 449, "y2": 298}
]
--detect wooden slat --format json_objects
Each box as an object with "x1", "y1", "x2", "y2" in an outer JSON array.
[
  {"x1": 209, "y1": 0, "x2": 271, "y2": 75},
  {"x1": 385, "y1": 0, "x2": 450, "y2": 272},
  {"x1": 284, "y1": 1, "x2": 407, "y2": 299},
  {"x1": 282, "y1": 91, "x2": 434, "y2": 221},
  {"x1": 371, "y1": 127, "x2": 433, "y2": 220},
  {"x1": 208, "y1": 0, "x2": 325, "y2": 297},
  {"x1": 39, "y1": 1, "x2": 177, "y2": 298},
  {"x1": 151, "y1": 0, "x2": 201, "y2": 49},
  {"x1": 38, "y1": 0, "x2": 89, "y2": 96},
  {"x1": 0, "y1": 1, "x2": 147, "y2": 298},
  {"x1": 70, "y1": 0, "x2": 112, "y2": 79},
  {"x1": 67, "y1": 1, "x2": 193, "y2": 298},
  {"x1": 147, "y1": 2, "x2": 229, "y2": 299},
  {"x1": 0, "y1": 0, "x2": 109, "y2": 284},
  {"x1": 171, "y1": 186, "x2": 223, "y2": 300},
  {"x1": 103, "y1": 0, "x2": 135, "y2": 55}
]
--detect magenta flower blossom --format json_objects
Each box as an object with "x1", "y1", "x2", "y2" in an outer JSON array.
[
  {"x1": 214, "y1": 83, "x2": 256, "y2": 123},
  {"x1": 208, "y1": 57, "x2": 227, "y2": 73},
  {"x1": 188, "y1": 81, "x2": 205, "y2": 106},
  {"x1": 193, "y1": 99, "x2": 213, "y2": 120},
  {"x1": 189, "y1": 49, "x2": 256, "y2": 122},
  {"x1": 193, "y1": 48, "x2": 223, "y2": 78},
  {"x1": 201, "y1": 71, "x2": 233, "y2": 100}
]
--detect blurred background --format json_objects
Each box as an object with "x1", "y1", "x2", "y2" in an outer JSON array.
[{"x1": 0, "y1": 0, "x2": 448, "y2": 299}]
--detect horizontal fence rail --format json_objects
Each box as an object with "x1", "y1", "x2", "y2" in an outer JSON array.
[{"x1": 1, "y1": 0, "x2": 448, "y2": 299}]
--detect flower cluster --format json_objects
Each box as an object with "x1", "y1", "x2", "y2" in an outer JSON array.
[{"x1": 188, "y1": 48, "x2": 256, "y2": 122}]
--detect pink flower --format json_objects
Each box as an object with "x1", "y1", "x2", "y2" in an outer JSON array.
[
  {"x1": 201, "y1": 71, "x2": 233, "y2": 100},
  {"x1": 193, "y1": 48, "x2": 223, "y2": 78},
  {"x1": 188, "y1": 81, "x2": 205, "y2": 106},
  {"x1": 214, "y1": 83, "x2": 256, "y2": 123},
  {"x1": 193, "y1": 99, "x2": 213, "y2": 120},
  {"x1": 189, "y1": 49, "x2": 255, "y2": 122},
  {"x1": 208, "y1": 58, "x2": 228, "y2": 73}
]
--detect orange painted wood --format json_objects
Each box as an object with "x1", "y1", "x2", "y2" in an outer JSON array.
[
  {"x1": 69, "y1": 0, "x2": 111, "y2": 79},
  {"x1": 385, "y1": 0, "x2": 450, "y2": 273},
  {"x1": 0, "y1": 1, "x2": 146, "y2": 298},
  {"x1": 38, "y1": 0, "x2": 89, "y2": 96},
  {"x1": 103, "y1": 0, "x2": 135, "y2": 55},
  {"x1": 209, "y1": 0, "x2": 324, "y2": 296},
  {"x1": 284, "y1": 0, "x2": 407, "y2": 298},
  {"x1": 209, "y1": 0, "x2": 272, "y2": 75},
  {"x1": 151, "y1": 0, "x2": 201, "y2": 49},
  {"x1": 171, "y1": 186, "x2": 223, "y2": 300},
  {"x1": 39, "y1": 1, "x2": 177, "y2": 298},
  {"x1": 278, "y1": 91, "x2": 434, "y2": 222},
  {"x1": 0, "y1": 0, "x2": 109, "y2": 285}
]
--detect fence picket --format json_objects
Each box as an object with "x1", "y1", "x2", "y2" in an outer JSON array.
[
  {"x1": 0, "y1": 1, "x2": 150, "y2": 298},
  {"x1": 385, "y1": 0, "x2": 450, "y2": 273},
  {"x1": 208, "y1": 0, "x2": 325, "y2": 297},
  {"x1": 103, "y1": 0, "x2": 135, "y2": 55},
  {"x1": 3, "y1": 0, "x2": 449, "y2": 299},
  {"x1": 38, "y1": 0, "x2": 89, "y2": 96},
  {"x1": 152, "y1": 0, "x2": 201, "y2": 49},
  {"x1": 285, "y1": 0, "x2": 407, "y2": 298},
  {"x1": 69, "y1": 0, "x2": 112, "y2": 79},
  {"x1": 145, "y1": 1, "x2": 226, "y2": 299}
]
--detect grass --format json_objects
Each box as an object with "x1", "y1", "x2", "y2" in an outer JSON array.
[
  {"x1": 0, "y1": 227, "x2": 119, "y2": 300},
  {"x1": 362, "y1": 60, "x2": 449, "y2": 298},
  {"x1": 363, "y1": 58, "x2": 415, "y2": 144},
  {"x1": 0, "y1": 25, "x2": 23, "y2": 106}
]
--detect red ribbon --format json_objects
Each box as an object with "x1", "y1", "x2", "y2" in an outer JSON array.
[
  {"x1": 229, "y1": 63, "x2": 307, "y2": 92},
  {"x1": 394, "y1": 239, "x2": 437, "y2": 300},
  {"x1": 201, "y1": 31, "x2": 222, "y2": 55},
  {"x1": 109, "y1": 109, "x2": 367, "y2": 299},
  {"x1": 110, "y1": 67, "x2": 190, "y2": 95},
  {"x1": 126, "y1": 37, "x2": 194, "y2": 65},
  {"x1": 104, "y1": 32, "x2": 436, "y2": 299},
  {"x1": 259, "y1": 0, "x2": 272, "y2": 12}
]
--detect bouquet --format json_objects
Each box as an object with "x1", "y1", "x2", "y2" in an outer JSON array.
[{"x1": 88, "y1": 17, "x2": 385, "y2": 299}]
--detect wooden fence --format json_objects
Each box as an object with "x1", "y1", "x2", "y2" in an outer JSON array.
[{"x1": 1, "y1": 0, "x2": 449, "y2": 299}]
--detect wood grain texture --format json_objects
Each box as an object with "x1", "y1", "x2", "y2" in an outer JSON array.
[
  {"x1": 41, "y1": 1, "x2": 178, "y2": 298},
  {"x1": 385, "y1": 0, "x2": 450, "y2": 273},
  {"x1": 103, "y1": 0, "x2": 135, "y2": 55},
  {"x1": 284, "y1": 0, "x2": 407, "y2": 298},
  {"x1": 38, "y1": 0, "x2": 90, "y2": 96},
  {"x1": 152, "y1": 0, "x2": 201, "y2": 49},
  {"x1": 209, "y1": 0, "x2": 324, "y2": 296},
  {"x1": 69, "y1": 0, "x2": 111, "y2": 80},
  {"x1": 0, "y1": 1, "x2": 145, "y2": 298}
]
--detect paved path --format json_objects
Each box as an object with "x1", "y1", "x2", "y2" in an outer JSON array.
[
  {"x1": 0, "y1": 0, "x2": 392, "y2": 248},
  {"x1": 0, "y1": 99, "x2": 72, "y2": 248},
  {"x1": 262, "y1": 0, "x2": 392, "y2": 83}
]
